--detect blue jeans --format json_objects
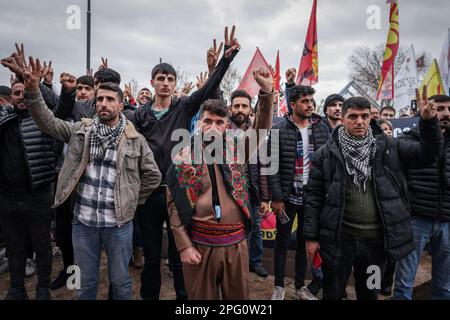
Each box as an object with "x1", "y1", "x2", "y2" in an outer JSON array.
[
  {"x1": 248, "y1": 203, "x2": 264, "y2": 267},
  {"x1": 72, "y1": 221, "x2": 133, "y2": 300},
  {"x1": 394, "y1": 216, "x2": 450, "y2": 300}
]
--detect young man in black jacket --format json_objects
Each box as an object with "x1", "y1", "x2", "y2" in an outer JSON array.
[
  {"x1": 131, "y1": 26, "x2": 241, "y2": 300},
  {"x1": 304, "y1": 95, "x2": 443, "y2": 300},
  {"x1": 394, "y1": 93, "x2": 450, "y2": 300},
  {"x1": 0, "y1": 80, "x2": 56, "y2": 300},
  {"x1": 268, "y1": 82, "x2": 329, "y2": 300},
  {"x1": 322, "y1": 94, "x2": 344, "y2": 132}
]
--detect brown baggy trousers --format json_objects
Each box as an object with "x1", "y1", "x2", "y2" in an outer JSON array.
[{"x1": 182, "y1": 240, "x2": 249, "y2": 300}]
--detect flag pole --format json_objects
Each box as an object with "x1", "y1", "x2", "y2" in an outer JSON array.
[{"x1": 86, "y1": 0, "x2": 91, "y2": 71}]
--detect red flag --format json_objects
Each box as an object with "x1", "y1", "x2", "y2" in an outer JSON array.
[
  {"x1": 274, "y1": 50, "x2": 281, "y2": 91},
  {"x1": 296, "y1": 0, "x2": 318, "y2": 86},
  {"x1": 278, "y1": 97, "x2": 288, "y2": 117},
  {"x1": 237, "y1": 47, "x2": 272, "y2": 97},
  {"x1": 376, "y1": 2, "x2": 399, "y2": 100}
]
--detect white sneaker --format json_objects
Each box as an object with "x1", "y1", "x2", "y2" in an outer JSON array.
[
  {"x1": 295, "y1": 286, "x2": 318, "y2": 300},
  {"x1": 52, "y1": 246, "x2": 62, "y2": 258},
  {"x1": 25, "y1": 258, "x2": 35, "y2": 277},
  {"x1": 0, "y1": 247, "x2": 6, "y2": 259},
  {"x1": 271, "y1": 286, "x2": 285, "y2": 300}
]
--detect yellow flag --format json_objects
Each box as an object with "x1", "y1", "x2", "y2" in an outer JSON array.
[{"x1": 420, "y1": 59, "x2": 445, "y2": 96}]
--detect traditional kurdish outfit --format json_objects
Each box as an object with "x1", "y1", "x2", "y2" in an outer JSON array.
[
  {"x1": 166, "y1": 138, "x2": 252, "y2": 299},
  {"x1": 166, "y1": 91, "x2": 274, "y2": 300}
]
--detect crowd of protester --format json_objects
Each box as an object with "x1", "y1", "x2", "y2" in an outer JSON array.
[{"x1": 0, "y1": 26, "x2": 449, "y2": 301}]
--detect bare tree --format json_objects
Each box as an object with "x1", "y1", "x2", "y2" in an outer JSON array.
[
  {"x1": 220, "y1": 67, "x2": 241, "y2": 105},
  {"x1": 175, "y1": 66, "x2": 191, "y2": 91},
  {"x1": 415, "y1": 51, "x2": 432, "y2": 78},
  {"x1": 347, "y1": 44, "x2": 409, "y2": 98}
]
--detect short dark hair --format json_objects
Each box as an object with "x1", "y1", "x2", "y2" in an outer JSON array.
[
  {"x1": 289, "y1": 85, "x2": 315, "y2": 104},
  {"x1": 380, "y1": 105, "x2": 396, "y2": 116},
  {"x1": 139, "y1": 87, "x2": 151, "y2": 93},
  {"x1": 77, "y1": 75, "x2": 95, "y2": 88},
  {"x1": 97, "y1": 82, "x2": 124, "y2": 102},
  {"x1": 342, "y1": 97, "x2": 371, "y2": 114},
  {"x1": 199, "y1": 99, "x2": 228, "y2": 118},
  {"x1": 429, "y1": 94, "x2": 450, "y2": 103},
  {"x1": 378, "y1": 119, "x2": 393, "y2": 130},
  {"x1": 230, "y1": 90, "x2": 252, "y2": 106},
  {"x1": 11, "y1": 79, "x2": 24, "y2": 89},
  {"x1": 93, "y1": 68, "x2": 121, "y2": 85},
  {"x1": 151, "y1": 63, "x2": 177, "y2": 80},
  {"x1": 0, "y1": 85, "x2": 11, "y2": 97}
]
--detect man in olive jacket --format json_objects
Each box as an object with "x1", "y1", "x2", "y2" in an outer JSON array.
[
  {"x1": 22, "y1": 58, "x2": 162, "y2": 300},
  {"x1": 304, "y1": 95, "x2": 443, "y2": 300}
]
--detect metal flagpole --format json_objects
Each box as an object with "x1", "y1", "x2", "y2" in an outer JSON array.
[{"x1": 86, "y1": 0, "x2": 91, "y2": 71}]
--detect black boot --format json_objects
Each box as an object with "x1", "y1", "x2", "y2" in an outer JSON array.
[
  {"x1": 250, "y1": 264, "x2": 268, "y2": 278},
  {"x1": 50, "y1": 270, "x2": 70, "y2": 290},
  {"x1": 307, "y1": 277, "x2": 323, "y2": 296},
  {"x1": 5, "y1": 287, "x2": 29, "y2": 300},
  {"x1": 36, "y1": 287, "x2": 51, "y2": 300}
]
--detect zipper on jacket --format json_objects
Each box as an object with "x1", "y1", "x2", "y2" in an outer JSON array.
[
  {"x1": 329, "y1": 143, "x2": 346, "y2": 251},
  {"x1": 19, "y1": 117, "x2": 34, "y2": 189},
  {"x1": 372, "y1": 170, "x2": 388, "y2": 251},
  {"x1": 384, "y1": 165, "x2": 409, "y2": 210},
  {"x1": 436, "y1": 142, "x2": 448, "y2": 222}
]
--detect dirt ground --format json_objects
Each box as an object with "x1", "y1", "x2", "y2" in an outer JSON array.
[{"x1": 0, "y1": 247, "x2": 432, "y2": 300}]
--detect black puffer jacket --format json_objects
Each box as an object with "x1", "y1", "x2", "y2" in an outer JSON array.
[
  {"x1": 304, "y1": 118, "x2": 443, "y2": 263},
  {"x1": 0, "y1": 110, "x2": 56, "y2": 190},
  {"x1": 400, "y1": 127, "x2": 450, "y2": 222},
  {"x1": 267, "y1": 113, "x2": 330, "y2": 201}
]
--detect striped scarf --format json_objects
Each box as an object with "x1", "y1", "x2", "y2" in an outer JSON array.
[
  {"x1": 337, "y1": 125, "x2": 376, "y2": 191},
  {"x1": 89, "y1": 113, "x2": 127, "y2": 162}
]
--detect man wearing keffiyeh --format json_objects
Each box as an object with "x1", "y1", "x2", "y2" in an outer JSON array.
[
  {"x1": 304, "y1": 94, "x2": 443, "y2": 300},
  {"x1": 22, "y1": 60, "x2": 161, "y2": 301}
]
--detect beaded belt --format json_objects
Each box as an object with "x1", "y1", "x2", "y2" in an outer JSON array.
[{"x1": 190, "y1": 220, "x2": 245, "y2": 247}]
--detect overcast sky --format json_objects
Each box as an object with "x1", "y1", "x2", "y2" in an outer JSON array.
[{"x1": 0, "y1": 0, "x2": 449, "y2": 103}]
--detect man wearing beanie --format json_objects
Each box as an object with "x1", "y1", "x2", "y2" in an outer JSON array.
[
  {"x1": 304, "y1": 95, "x2": 442, "y2": 300},
  {"x1": 322, "y1": 93, "x2": 344, "y2": 132}
]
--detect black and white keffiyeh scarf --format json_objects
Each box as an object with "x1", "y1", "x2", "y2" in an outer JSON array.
[
  {"x1": 337, "y1": 125, "x2": 376, "y2": 191},
  {"x1": 89, "y1": 113, "x2": 127, "y2": 161}
]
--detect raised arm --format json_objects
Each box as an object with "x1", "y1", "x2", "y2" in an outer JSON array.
[
  {"x1": 398, "y1": 86, "x2": 443, "y2": 168},
  {"x1": 184, "y1": 26, "x2": 240, "y2": 116},
  {"x1": 246, "y1": 68, "x2": 274, "y2": 164},
  {"x1": 22, "y1": 57, "x2": 75, "y2": 143},
  {"x1": 284, "y1": 68, "x2": 297, "y2": 114}
]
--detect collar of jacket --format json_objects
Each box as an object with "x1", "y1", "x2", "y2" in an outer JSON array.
[
  {"x1": 229, "y1": 118, "x2": 252, "y2": 131},
  {"x1": 79, "y1": 117, "x2": 139, "y2": 139},
  {"x1": 141, "y1": 97, "x2": 178, "y2": 119},
  {"x1": 283, "y1": 112, "x2": 323, "y2": 128},
  {"x1": 0, "y1": 108, "x2": 33, "y2": 128},
  {"x1": 328, "y1": 122, "x2": 388, "y2": 166}
]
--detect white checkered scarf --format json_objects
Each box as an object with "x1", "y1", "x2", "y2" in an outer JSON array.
[
  {"x1": 89, "y1": 113, "x2": 127, "y2": 162},
  {"x1": 337, "y1": 125, "x2": 376, "y2": 191}
]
